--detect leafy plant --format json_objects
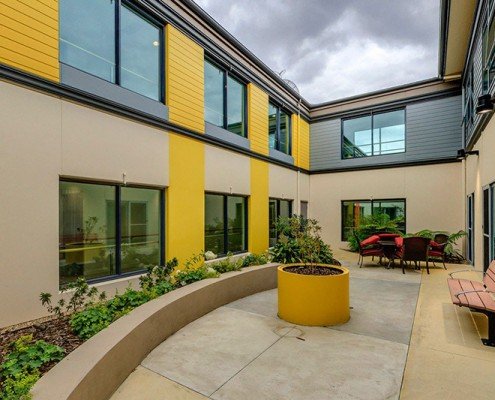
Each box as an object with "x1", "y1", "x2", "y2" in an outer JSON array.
[
  {"x1": 271, "y1": 216, "x2": 334, "y2": 266},
  {"x1": 139, "y1": 258, "x2": 178, "y2": 292},
  {"x1": 1, "y1": 336, "x2": 64, "y2": 380},
  {"x1": 0, "y1": 335, "x2": 64, "y2": 399},
  {"x1": 40, "y1": 277, "x2": 106, "y2": 318},
  {"x1": 347, "y1": 214, "x2": 403, "y2": 252},
  {"x1": 208, "y1": 253, "x2": 242, "y2": 273},
  {"x1": 69, "y1": 305, "x2": 114, "y2": 340},
  {"x1": 0, "y1": 372, "x2": 39, "y2": 400},
  {"x1": 407, "y1": 229, "x2": 467, "y2": 259},
  {"x1": 240, "y1": 252, "x2": 270, "y2": 268}
]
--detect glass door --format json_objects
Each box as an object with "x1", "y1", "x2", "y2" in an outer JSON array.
[
  {"x1": 467, "y1": 193, "x2": 474, "y2": 265},
  {"x1": 483, "y1": 186, "x2": 494, "y2": 271}
]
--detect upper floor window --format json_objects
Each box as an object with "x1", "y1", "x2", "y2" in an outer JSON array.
[
  {"x1": 269, "y1": 102, "x2": 291, "y2": 154},
  {"x1": 483, "y1": 2, "x2": 495, "y2": 91},
  {"x1": 60, "y1": 0, "x2": 163, "y2": 101},
  {"x1": 204, "y1": 60, "x2": 247, "y2": 137},
  {"x1": 342, "y1": 109, "x2": 405, "y2": 159}
]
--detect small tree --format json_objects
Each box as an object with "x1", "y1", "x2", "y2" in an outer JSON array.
[{"x1": 271, "y1": 216, "x2": 333, "y2": 269}]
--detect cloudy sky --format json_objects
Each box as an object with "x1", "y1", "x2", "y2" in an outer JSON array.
[{"x1": 195, "y1": 0, "x2": 440, "y2": 104}]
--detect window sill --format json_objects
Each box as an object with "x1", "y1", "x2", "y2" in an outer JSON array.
[
  {"x1": 269, "y1": 148, "x2": 294, "y2": 164},
  {"x1": 60, "y1": 63, "x2": 169, "y2": 120},
  {"x1": 205, "y1": 122, "x2": 250, "y2": 150},
  {"x1": 205, "y1": 251, "x2": 250, "y2": 263}
]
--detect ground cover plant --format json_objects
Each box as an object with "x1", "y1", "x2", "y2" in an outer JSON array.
[{"x1": 0, "y1": 251, "x2": 271, "y2": 397}]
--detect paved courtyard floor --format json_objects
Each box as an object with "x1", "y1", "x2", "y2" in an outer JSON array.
[{"x1": 111, "y1": 249, "x2": 495, "y2": 399}]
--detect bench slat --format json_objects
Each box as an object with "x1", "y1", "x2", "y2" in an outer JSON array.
[{"x1": 447, "y1": 278, "x2": 490, "y2": 310}]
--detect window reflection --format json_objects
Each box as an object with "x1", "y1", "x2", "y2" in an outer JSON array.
[{"x1": 342, "y1": 110, "x2": 405, "y2": 158}]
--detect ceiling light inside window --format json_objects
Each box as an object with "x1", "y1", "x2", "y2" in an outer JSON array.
[{"x1": 152, "y1": 41, "x2": 159, "y2": 47}]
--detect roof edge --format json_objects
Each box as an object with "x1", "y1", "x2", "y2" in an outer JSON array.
[{"x1": 309, "y1": 77, "x2": 452, "y2": 110}]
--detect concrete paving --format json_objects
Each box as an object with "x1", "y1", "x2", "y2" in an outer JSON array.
[{"x1": 110, "y1": 249, "x2": 495, "y2": 399}]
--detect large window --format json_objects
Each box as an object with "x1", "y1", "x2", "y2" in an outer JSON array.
[
  {"x1": 341, "y1": 199, "x2": 405, "y2": 241},
  {"x1": 269, "y1": 102, "x2": 291, "y2": 154},
  {"x1": 59, "y1": 181, "x2": 163, "y2": 285},
  {"x1": 483, "y1": 184, "x2": 495, "y2": 271},
  {"x1": 483, "y1": 2, "x2": 495, "y2": 91},
  {"x1": 60, "y1": 0, "x2": 163, "y2": 101},
  {"x1": 269, "y1": 198, "x2": 292, "y2": 247},
  {"x1": 204, "y1": 60, "x2": 247, "y2": 137},
  {"x1": 342, "y1": 110, "x2": 405, "y2": 159},
  {"x1": 205, "y1": 193, "x2": 247, "y2": 255}
]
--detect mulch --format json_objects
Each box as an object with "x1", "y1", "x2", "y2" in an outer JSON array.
[
  {"x1": 0, "y1": 317, "x2": 84, "y2": 375},
  {"x1": 284, "y1": 265, "x2": 343, "y2": 276}
]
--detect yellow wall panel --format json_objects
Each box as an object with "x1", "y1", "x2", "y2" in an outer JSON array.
[
  {"x1": 299, "y1": 118, "x2": 310, "y2": 170},
  {"x1": 0, "y1": 0, "x2": 59, "y2": 81},
  {"x1": 248, "y1": 83, "x2": 269, "y2": 155},
  {"x1": 166, "y1": 25, "x2": 205, "y2": 133},
  {"x1": 292, "y1": 115, "x2": 310, "y2": 170},
  {"x1": 249, "y1": 158, "x2": 269, "y2": 253},
  {"x1": 167, "y1": 134, "x2": 205, "y2": 264}
]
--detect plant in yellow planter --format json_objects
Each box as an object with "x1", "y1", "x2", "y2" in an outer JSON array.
[{"x1": 272, "y1": 216, "x2": 350, "y2": 326}]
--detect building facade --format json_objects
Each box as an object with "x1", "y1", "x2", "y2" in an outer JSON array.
[{"x1": 0, "y1": 0, "x2": 480, "y2": 328}]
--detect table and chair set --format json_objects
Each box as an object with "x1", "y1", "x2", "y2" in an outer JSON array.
[{"x1": 354, "y1": 231, "x2": 449, "y2": 274}]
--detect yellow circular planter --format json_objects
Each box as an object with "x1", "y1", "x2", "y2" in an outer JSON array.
[{"x1": 278, "y1": 264, "x2": 350, "y2": 326}]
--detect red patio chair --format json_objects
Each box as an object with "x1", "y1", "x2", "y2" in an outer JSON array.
[
  {"x1": 396, "y1": 236, "x2": 431, "y2": 274},
  {"x1": 354, "y1": 231, "x2": 384, "y2": 268},
  {"x1": 428, "y1": 233, "x2": 448, "y2": 270}
]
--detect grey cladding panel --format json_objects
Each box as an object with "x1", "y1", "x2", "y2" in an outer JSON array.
[{"x1": 310, "y1": 95, "x2": 462, "y2": 171}]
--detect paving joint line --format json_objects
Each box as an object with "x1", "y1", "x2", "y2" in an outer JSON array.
[
  {"x1": 139, "y1": 364, "x2": 210, "y2": 398},
  {"x1": 208, "y1": 325, "x2": 297, "y2": 398}
]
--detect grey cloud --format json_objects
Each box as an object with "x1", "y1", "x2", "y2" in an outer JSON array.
[{"x1": 195, "y1": 0, "x2": 439, "y2": 103}]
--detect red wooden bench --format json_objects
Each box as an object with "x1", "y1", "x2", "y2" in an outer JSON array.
[{"x1": 447, "y1": 260, "x2": 495, "y2": 346}]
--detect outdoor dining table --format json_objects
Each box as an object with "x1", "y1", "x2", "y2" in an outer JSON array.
[{"x1": 378, "y1": 240, "x2": 397, "y2": 269}]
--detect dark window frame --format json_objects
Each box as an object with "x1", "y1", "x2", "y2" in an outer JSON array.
[
  {"x1": 269, "y1": 198, "x2": 293, "y2": 246},
  {"x1": 341, "y1": 198, "x2": 406, "y2": 241},
  {"x1": 341, "y1": 108, "x2": 406, "y2": 159},
  {"x1": 482, "y1": 1, "x2": 495, "y2": 93},
  {"x1": 204, "y1": 57, "x2": 248, "y2": 138},
  {"x1": 467, "y1": 192, "x2": 475, "y2": 265},
  {"x1": 205, "y1": 191, "x2": 248, "y2": 256},
  {"x1": 59, "y1": 178, "x2": 165, "y2": 285},
  {"x1": 60, "y1": 0, "x2": 165, "y2": 102},
  {"x1": 269, "y1": 101, "x2": 292, "y2": 155}
]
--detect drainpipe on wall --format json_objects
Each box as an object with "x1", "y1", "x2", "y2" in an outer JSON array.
[{"x1": 296, "y1": 98, "x2": 302, "y2": 214}]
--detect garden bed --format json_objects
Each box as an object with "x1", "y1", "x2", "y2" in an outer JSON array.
[{"x1": 0, "y1": 252, "x2": 270, "y2": 399}]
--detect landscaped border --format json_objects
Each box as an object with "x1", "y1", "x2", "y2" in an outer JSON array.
[{"x1": 31, "y1": 263, "x2": 279, "y2": 400}]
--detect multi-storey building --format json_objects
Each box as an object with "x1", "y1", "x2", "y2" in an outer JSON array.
[{"x1": 0, "y1": 0, "x2": 483, "y2": 328}]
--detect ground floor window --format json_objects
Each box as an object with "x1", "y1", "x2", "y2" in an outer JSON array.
[
  {"x1": 341, "y1": 199, "x2": 406, "y2": 241},
  {"x1": 300, "y1": 201, "x2": 308, "y2": 219},
  {"x1": 59, "y1": 181, "x2": 163, "y2": 286},
  {"x1": 467, "y1": 193, "x2": 475, "y2": 265},
  {"x1": 483, "y1": 184, "x2": 494, "y2": 271},
  {"x1": 205, "y1": 193, "x2": 247, "y2": 256},
  {"x1": 269, "y1": 198, "x2": 292, "y2": 247}
]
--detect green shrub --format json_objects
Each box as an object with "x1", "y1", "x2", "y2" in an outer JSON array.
[
  {"x1": 0, "y1": 335, "x2": 64, "y2": 379},
  {"x1": 241, "y1": 253, "x2": 270, "y2": 267},
  {"x1": 0, "y1": 335, "x2": 64, "y2": 399},
  {"x1": 271, "y1": 216, "x2": 334, "y2": 264},
  {"x1": 69, "y1": 305, "x2": 114, "y2": 340},
  {"x1": 209, "y1": 254, "x2": 242, "y2": 273},
  {"x1": 174, "y1": 265, "x2": 219, "y2": 286},
  {"x1": 406, "y1": 229, "x2": 467, "y2": 257},
  {"x1": 347, "y1": 214, "x2": 403, "y2": 252},
  {"x1": 0, "y1": 372, "x2": 38, "y2": 400}
]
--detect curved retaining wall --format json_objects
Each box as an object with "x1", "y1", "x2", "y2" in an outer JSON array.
[{"x1": 32, "y1": 263, "x2": 279, "y2": 400}]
